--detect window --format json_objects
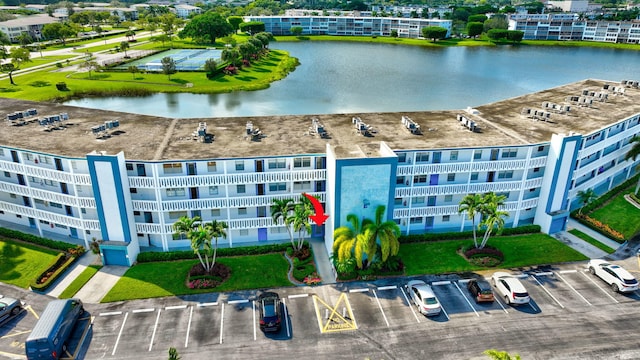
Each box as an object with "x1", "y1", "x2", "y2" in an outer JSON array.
[
  {"x1": 130, "y1": 188, "x2": 137, "y2": 193},
  {"x1": 81, "y1": 208, "x2": 86, "y2": 214},
  {"x1": 413, "y1": 175, "x2": 427, "y2": 183},
  {"x1": 24, "y1": 153, "x2": 33, "y2": 161},
  {"x1": 412, "y1": 197, "x2": 425, "y2": 204},
  {"x1": 270, "y1": 227, "x2": 288, "y2": 234},
  {"x1": 211, "y1": 209, "x2": 221, "y2": 217},
  {"x1": 444, "y1": 195, "x2": 453, "y2": 203},
  {"x1": 416, "y1": 152, "x2": 429, "y2": 162},
  {"x1": 237, "y1": 184, "x2": 246, "y2": 194},
  {"x1": 442, "y1": 215, "x2": 450, "y2": 222},
  {"x1": 269, "y1": 182, "x2": 286, "y2": 192},
  {"x1": 394, "y1": 198, "x2": 403, "y2": 205},
  {"x1": 501, "y1": 149, "x2": 518, "y2": 158},
  {"x1": 537, "y1": 146, "x2": 545, "y2": 152},
  {"x1": 533, "y1": 167, "x2": 540, "y2": 173},
  {"x1": 169, "y1": 211, "x2": 188, "y2": 219},
  {"x1": 166, "y1": 188, "x2": 186, "y2": 197},
  {"x1": 450, "y1": 151, "x2": 458, "y2": 161},
  {"x1": 447, "y1": 173, "x2": 455, "y2": 182},
  {"x1": 238, "y1": 207, "x2": 247, "y2": 215},
  {"x1": 41, "y1": 156, "x2": 52, "y2": 164},
  {"x1": 209, "y1": 186, "x2": 219, "y2": 195},
  {"x1": 235, "y1": 161, "x2": 245, "y2": 171},
  {"x1": 497, "y1": 171, "x2": 514, "y2": 179},
  {"x1": 268, "y1": 159, "x2": 286, "y2": 169},
  {"x1": 126, "y1": 163, "x2": 134, "y2": 171},
  {"x1": 4, "y1": 171, "x2": 9, "y2": 177},
  {"x1": 163, "y1": 163, "x2": 182, "y2": 174},
  {"x1": 207, "y1": 161, "x2": 217, "y2": 172},
  {"x1": 293, "y1": 181, "x2": 311, "y2": 191},
  {"x1": 397, "y1": 153, "x2": 407, "y2": 163},
  {"x1": 50, "y1": 202, "x2": 62, "y2": 208},
  {"x1": 239, "y1": 229, "x2": 249, "y2": 236},
  {"x1": 396, "y1": 176, "x2": 405, "y2": 185},
  {"x1": 410, "y1": 217, "x2": 423, "y2": 224},
  {"x1": 470, "y1": 172, "x2": 479, "y2": 181},
  {"x1": 133, "y1": 211, "x2": 140, "y2": 215},
  {"x1": 293, "y1": 157, "x2": 311, "y2": 168},
  {"x1": 43, "y1": 180, "x2": 56, "y2": 186},
  {"x1": 473, "y1": 150, "x2": 482, "y2": 160}
]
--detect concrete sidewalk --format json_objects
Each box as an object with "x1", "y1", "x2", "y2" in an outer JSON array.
[
  {"x1": 309, "y1": 238, "x2": 337, "y2": 284},
  {"x1": 74, "y1": 265, "x2": 128, "y2": 303},
  {"x1": 46, "y1": 251, "x2": 99, "y2": 298}
]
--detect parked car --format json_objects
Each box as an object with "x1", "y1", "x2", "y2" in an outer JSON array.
[
  {"x1": 0, "y1": 295, "x2": 24, "y2": 325},
  {"x1": 406, "y1": 280, "x2": 442, "y2": 316},
  {"x1": 588, "y1": 259, "x2": 639, "y2": 293},
  {"x1": 491, "y1": 272, "x2": 530, "y2": 306},
  {"x1": 25, "y1": 298, "x2": 84, "y2": 360},
  {"x1": 258, "y1": 292, "x2": 282, "y2": 332},
  {"x1": 467, "y1": 279, "x2": 495, "y2": 303}
]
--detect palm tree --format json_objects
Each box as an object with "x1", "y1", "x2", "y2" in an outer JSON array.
[
  {"x1": 270, "y1": 198, "x2": 295, "y2": 248},
  {"x1": 291, "y1": 198, "x2": 313, "y2": 252},
  {"x1": 363, "y1": 205, "x2": 400, "y2": 265},
  {"x1": 333, "y1": 214, "x2": 368, "y2": 269},
  {"x1": 478, "y1": 193, "x2": 508, "y2": 249},
  {"x1": 458, "y1": 193, "x2": 484, "y2": 248},
  {"x1": 624, "y1": 136, "x2": 640, "y2": 193},
  {"x1": 120, "y1": 41, "x2": 129, "y2": 57},
  {"x1": 174, "y1": 216, "x2": 215, "y2": 273},
  {"x1": 206, "y1": 219, "x2": 228, "y2": 268},
  {"x1": 221, "y1": 47, "x2": 239, "y2": 67},
  {"x1": 576, "y1": 188, "x2": 598, "y2": 215}
]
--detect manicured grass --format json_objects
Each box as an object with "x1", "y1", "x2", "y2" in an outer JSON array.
[
  {"x1": 58, "y1": 264, "x2": 102, "y2": 299},
  {"x1": 399, "y1": 234, "x2": 588, "y2": 276},
  {"x1": 589, "y1": 192, "x2": 640, "y2": 239},
  {"x1": 101, "y1": 254, "x2": 291, "y2": 302},
  {"x1": 0, "y1": 49, "x2": 298, "y2": 101},
  {"x1": 274, "y1": 35, "x2": 491, "y2": 47},
  {"x1": 0, "y1": 239, "x2": 60, "y2": 288},
  {"x1": 568, "y1": 229, "x2": 616, "y2": 254}
]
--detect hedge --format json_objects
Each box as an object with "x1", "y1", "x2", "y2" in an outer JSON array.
[
  {"x1": 398, "y1": 224, "x2": 541, "y2": 244},
  {"x1": 137, "y1": 243, "x2": 293, "y2": 263},
  {"x1": 30, "y1": 253, "x2": 78, "y2": 291},
  {"x1": 0, "y1": 227, "x2": 85, "y2": 253}
]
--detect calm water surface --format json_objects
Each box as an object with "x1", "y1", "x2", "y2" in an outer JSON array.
[{"x1": 64, "y1": 42, "x2": 640, "y2": 118}]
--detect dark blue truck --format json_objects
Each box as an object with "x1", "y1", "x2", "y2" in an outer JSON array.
[{"x1": 25, "y1": 299, "x2": 84, "y2": 360}]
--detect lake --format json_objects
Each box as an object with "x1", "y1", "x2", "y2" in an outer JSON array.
[{"x1": 64, "y1": 42, "x2": 640, "y2": 118}]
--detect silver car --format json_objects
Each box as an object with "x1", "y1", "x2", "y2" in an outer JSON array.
[
  {"x1": 0, "y1": 295, "x2": 24, "y2": 325},
  {"x1": 406, "y1": 280, "x2": 442, "y2": 316},
  {"x1": 588, "y1": 259, "x2": 639, "y2": 293}
]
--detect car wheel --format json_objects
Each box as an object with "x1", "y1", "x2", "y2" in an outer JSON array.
[
  {"x1": 10, "y1": 306, "x2": 21, "y2": 316},
  {"x1": 611, "y1": 283, "x2": 619, "y2": 293},
  {"x1": 589, "y1": 267, "x2": 595, "y2": 275},
  {"x1": 504, "y1": 295, "x2": 510, "y2": 305},
  {"x1": 491, "y1": 278, "x2": 496, "y2": 286}
]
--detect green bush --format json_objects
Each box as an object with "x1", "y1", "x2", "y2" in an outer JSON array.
[
  {"x1": 136, "y1": 243, "x2": 291, "y2": 263},
  {"x1": 398, "y1": 225, "x2": 541, "y2": 243},
  {"x1": 572, "y1": 174, "x2": 640, "y2": 216},
  {"x1": 292, "y1": 263, "x2": 315, "y2": 282},
  {"x1": 0, "y1": 227, "x2": 85, "y2": 253},
  {"x1": 30, "y1": 254, "x2": 77, "y2": 291}
]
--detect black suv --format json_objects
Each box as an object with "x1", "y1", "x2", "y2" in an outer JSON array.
[
  {"x1": 258, "y1": 292, "x2": 282, "y2": 332},
  {"x1": 467, "y1": 279, "x2": 495, "y2": 303}
]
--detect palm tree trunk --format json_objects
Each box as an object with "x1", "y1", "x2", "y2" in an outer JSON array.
[
  {"x1": 195, "y1": 252, "x2": 206, "y2": 271},
  {"x1": 211, "y1": 238, "x2": 218, "y2": 267},
  {"x1": 480, "y1": 228, "x2": 493, "y2": 249},
  {"x1": 471, "y1": 218, "x2": 479, "y2": 248}
]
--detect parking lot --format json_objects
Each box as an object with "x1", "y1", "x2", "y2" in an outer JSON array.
[{"x1": 2, "y1": 261, "x2": 640, "y2": 359}]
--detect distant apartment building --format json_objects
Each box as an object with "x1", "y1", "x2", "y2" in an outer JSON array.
[
  {"x1": 244, "y1": 15, "x2": 452, "y2": 38},
  {"x1": 0, "y1": 14, "x2": 59, "y2": 43},
  {"x1": 173, "y1": 4, "x2": 202, "y2": 19}
]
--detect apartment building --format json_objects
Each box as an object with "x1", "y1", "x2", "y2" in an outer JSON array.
[
  {"x1": 0, "y1": 79, "x2": 639, "y2": 266},
  {"x1": 0, "y1": 14, "x2": 59, "y2": 42}
]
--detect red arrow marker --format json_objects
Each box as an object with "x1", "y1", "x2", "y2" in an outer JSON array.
[{"x1": 303, "y1": 193, "x2": 329, "y2": 226}]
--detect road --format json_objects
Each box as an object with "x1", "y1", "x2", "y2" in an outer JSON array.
[{"x1": 2, "y1": 261, "x2": 640, "y2": 359}]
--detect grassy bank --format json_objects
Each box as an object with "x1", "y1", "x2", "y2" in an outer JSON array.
[
  {"x1": 0, "y1": 239, "x2": 59, "y2": 288},
  {"x1": 568, "y1": 229, "x2": 616, "y2": 254},
  {"x1": 589, "y1": 191, "x2": 640, "y2": 239},
  {"x1": 58, "y1": 264, "x2": 102, "y2": 299}
]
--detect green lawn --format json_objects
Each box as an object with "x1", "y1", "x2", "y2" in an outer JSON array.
[
  {"x1": 0, "y1": 239, "x2": 60, "y2": 288},
  {"x1": 58, "y1": 264, "x2": 102, "y2": 299},
  {"x1": 568, "y1": 229, "x2": 616, "y2": 254},
  {"x1": 101, "y1": 254, "x2": 291, "y2": 302},
  {"x1": 400, "y1": 234, "x2": 588, "y2": 276},
  {"x1": 589, "y1": 192, "x2": 640, "y2": 239}
]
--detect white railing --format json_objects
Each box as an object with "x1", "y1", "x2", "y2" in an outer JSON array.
[
  {"x1": 131, "y1": 200, "x2": 159, "y2": 212},
  {"x1": 393, "y1": 198, "x2": 539, "y2": 219},
  {"x1": 0, "y1": 200, "x2": 99, "y2": 230},
  {"x1": 154, "y1": 170, "x2": 327, "y2": 188},
  {"x1": 158, "y1": 192, "x2": 326, "y2": 211},
  {"x1": 0, "y1": 159, "x2": 92, "y2": 185}
]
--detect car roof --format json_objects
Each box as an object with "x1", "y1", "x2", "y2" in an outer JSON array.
[
  {"x1": 409, "y1": 281, "x2": 436, "y2": 297},
  {"x1": 471, "y1": 279, "x2": 492, "y2": 290},
  {"x1": 502, "y1": 277, "x2": 527, "y2": 292},
  {"x1": 607, "y1": 264, "x2": 636, "y2": 279}
]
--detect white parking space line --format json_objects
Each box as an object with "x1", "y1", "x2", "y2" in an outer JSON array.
[
  {"x1": 252, "y1": 300, "x2": 256, "y2": 341},
  {"x1": 493, "y1": 296, "x2": 509, "y2": 314},
  {"x1": 166, "y1": 305, "x2": 187, "y2": 310},
  {"x1": 453, "y1": 281, "x2": 479, "y2": 317},
  {"x1": 349, "y1": 288, "x2": 369, "y2": 293},
  {"x1": 529, "y1": 302, "x2": 540, "y2": 312},
  {"x1": 288, "y1": 294, "x2": 309, "y2": 299},
  {"x1": 228, "y1": 299, "x2": 249, "y2": 304},
  {"x1": 197, "y1": 302, "x2": 218, "y2": 307},
  {"x1": 558, "y1": 270, "x2": 578, "y2": 274},
  {"x1": 555, "y1": 272, "x2": 592, "y2": 306},
  {"x1": 112, "y1": 312, "x2": 128, "y2": 356},
  {"x1": 439, "y1": 297, "x2": 450, "y2": 321},
  {"x1": 432, "y1": 280, "x2": 451, "y2": 286},
  {"x1": 579, "y1": 271, "x2": 619, "y2": 303},
  {"x1": 371, "y1": 289, "x2": 390, "y2": 327},
  {"x1": 531, "y1": 275, "x2": 565, "y2": 309},
  {"x1": 536, "y1": 272, "x2": 554, "y2": 276},
  {"x1": 185, "y1": 306, "x2": 193, "y2": 348},
  {"x1": 132, "y1": 308, "x2": 155, "y2": 313},
  {"x1": 99, "y1": 311, "x2": 122, "y2": 316},
  {"x1": 400, "y1": 286, "x2": 421, "y2": 323},
  {"x1": 149, "y1": 309, "x2": 161, "y2": 351},
  {"x1": 220, "y1": 303, "x2": 225, "y2": 344},
  {"x1": 378, "y1": 285, "x2": 397, "y2": 291},
  {"x1": 282, "y1": 298, "x2": 291, "y2": 338}
]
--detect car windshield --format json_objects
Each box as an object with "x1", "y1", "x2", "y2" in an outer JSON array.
[
  {"x1": 424, "y1": 297, "x2": 438, "y2": 305},
  {"x1": 480, "y1": 290, "x2": 493, "y2": 295}
]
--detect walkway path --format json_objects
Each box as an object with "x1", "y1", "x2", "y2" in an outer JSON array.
[
  {"x1": 73, "y1": 265, "x2": 128, "y2": 303},
  {"x1": 309, "y1": 238, "x2": 336, "y2": 284},
  {"x1": 46, "y1": 251, "x2": 98, "y2": 298}
]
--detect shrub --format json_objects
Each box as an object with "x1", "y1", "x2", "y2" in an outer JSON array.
[
  {"x1": 574, "y1": 213, "x2": 625, "y2": 242},
  {"x1": 0, "y1": 227, "x2": 85, "y2": 253},
  {"x1": 293, "y1": 263, "x2": 315, "y2": 282},
  {"x1": 56, "y1": 82, "x2": 68, "y2": 90},
  {"x1": 398, "y1": 225, "x2": 541, "y2": 243},
  {"x1": 30, "y1": 254, "x2": 77, "y2": 291},
  {"x1": 303, "y1": 272, "x2": 321, "y2": 286},
  {"x1": 137, "y1": 243, "x2": 291, "y2": 263}
]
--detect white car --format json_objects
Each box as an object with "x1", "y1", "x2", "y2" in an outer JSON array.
[
  {"x1": 588, "y1": 259, "x2": 639, "y2": 293},
  {"x1": 491, "y1": 272, "x2": 530, "y2": 306},
  {"x1": 406, "y1": 280, "x2": 442, "y2": 316}
]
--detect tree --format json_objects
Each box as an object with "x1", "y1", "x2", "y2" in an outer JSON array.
[
  {"x1": 468, "y1": 14, "x2": 488, "y2": 23},
  {"x1": 179, "y1": 12, "x2": 233, "y2": 44},
  {"x1": 238, "y1": 42, "x2": 257, "y2": 61},
  {"x1": 227, "y1": 15, "x2": 244, "y2": 33},
  {"x1": 390, "y1": 29, "x2": 399, "y2": 38},
  {"x1": 255, "y1": 32, "x2": 271, "y2": 49},
  {"x1": 291, "y1": 198, "x2": 313, "y2": 252},
  {"x1": 484, "y1": 349, "x2": 521, "y2": 360},
  {"x1": 333, "y1": 214, "x2": 368, "y2": 269},
  {"x1": 363, "y1": 205, "x2": 400, "y2": 265},
  {"x1": 506, "y1": 30, "x2": 524, "y2": 43},
  {"x1": 290, "y1": 26, "x2": 303, "y2": 37},
  {"x1": 459, "y1": 193, "x2": 484, "y2": 248},
  {"x1": 271, "y1": 198, "x2": 295, "y2": 249},
  {"x1": 42, "y1": 22, "x2": 77, "y2": 45},
  {"x1": 17, "y1": 32, "x2": 33, "y2": 47},
  {"x1": 80, "y1": 59, "x2": 100, "y2": 79},
  {"x1": 161, "y1": 56, "x2": 176, "y2": 79},
  {"x1": 206, "y1": 219, "x2": 228, "y2": 268},
  {"x1": 422, "y1": 26, "x2": 448, "y2": 42},
  {"x1": 239, "y1": 21, "x2": 265, "y2": 35},
  {"x1": 487, "y1": 28, "x2": 508, "y2": 41},
  {"x1": 484, "y1": 16, "x2": 509, "y2": 32},
  {"x1": 2, "y1": 47, "x2": 31, "y2": 85},
  {"x1": 221, "y1": 47, "x2": 240, "y2": 66},
  {"x1": 120, "y1": 41, "x2": 129, "y2": 57},
  {"x1": 127, "y1": 65, "x2": 139, "y2": 79},
  {"x1": 624, "y1": 136, "x2": 640, "y2": 193},
  {"x1": 478, "y1": 193, "x2": 508, "y2": 249},
  {"x1": 203, "y1": 58, "x2": 217, "y2": 77},
  {"x1": 576, "y1": 188, "x2": 598, "y2": 215},
  {"x1": 466, "y1": 22, "x2": 484, "y2": 38}
]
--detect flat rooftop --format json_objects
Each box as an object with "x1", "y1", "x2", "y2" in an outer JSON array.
[{"x1": 1, "y1": 79, "x2": 639, "y2": 161}]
